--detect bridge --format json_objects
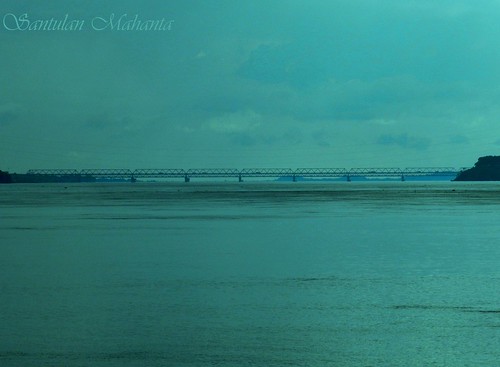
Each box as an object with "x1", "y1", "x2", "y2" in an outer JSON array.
[{"x1": 26, "y1": 167, "x2": 464, "y2": 182}]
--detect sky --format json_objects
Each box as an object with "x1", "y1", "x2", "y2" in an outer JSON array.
[{"x1": 1, "y1": 0, "x2": 500, "y2": 172}]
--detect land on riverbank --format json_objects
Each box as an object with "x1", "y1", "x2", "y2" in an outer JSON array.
[{"x1": 454, "y1": 156, "x2": 500, "y2": 181}]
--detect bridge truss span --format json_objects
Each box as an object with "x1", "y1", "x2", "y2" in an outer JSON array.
[
  {"x1": 402, "y1": 167, "x2": 459, "y2": 176},
  {"x1": 348, "y1": 168, "x2": 403, "y2": 177},
  {"x1": 80, "y1": 169, "x2": 133, "y2": 178},
  {"x1": 25, "y1": 166, "x2": 463, "y2": 182},
  {"x1": 186, "y1": 168, "x2": 240, "y2": 177},
  {"x1": 27, "y1": 169, "x2": 80, "y2": 175},
  {"x1": 295, "y1": 168, "x2": 348, "y2": 178},
  {"x1": 132, "y1": 169, "x2": 185, "y2": 178},
  {"x1": 240, "y1": 168, "x2": 294, "y2": 177}
]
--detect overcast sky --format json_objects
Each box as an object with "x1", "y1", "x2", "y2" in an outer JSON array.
[{"x1": 1, "y1": 0, "x2": 500, "y2": 171}]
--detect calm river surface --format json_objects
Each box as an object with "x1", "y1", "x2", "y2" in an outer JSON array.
[{"x1": 1, "y1": 182, "x2": 500, "y2": 366}]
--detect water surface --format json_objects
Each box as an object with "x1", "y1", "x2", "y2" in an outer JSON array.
[{"x1": 1, "y1": 182, "x2": 500, "y2": 366}]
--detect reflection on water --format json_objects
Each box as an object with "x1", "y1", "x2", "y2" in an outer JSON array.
[{"x1": 1, "y1": 182, "x2": 500, "y2": 366}]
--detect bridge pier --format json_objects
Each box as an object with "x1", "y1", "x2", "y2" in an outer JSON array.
[
  {"x1": 184, "y1": 175, "x2": 190, "y2": 183},
  {"x1": 293, "y1": 174, "x2": 296, "y2": 182},
  {"x1": 346, "y1": 175, "x2": 351, "y2": 182},
  {"x1": 401, "y1": 174, "x2": 405, "y2": 182},
  {"x1": 238, "y1": 175, "x2": 243, "y2": 182}
]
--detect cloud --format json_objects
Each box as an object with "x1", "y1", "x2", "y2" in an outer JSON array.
[
  {"x1": 377, "y1": 133, "x2": 431, "y2": 150},
  {"x1": 311, "y1": 130, "x2": 332, "y2": 147},
  {"x1": 206, "y1": 110, "x2": 262, "y2": 134},
  {"x1": 4, "y1": 0, "x2": 500, "y2": 170},
  {"x1": 448, "y1": 134, "x2": 469, "y2": 145},
  {"x1": 238, "y1": 42, "x2": 331, "y2": 87},
  {"x1": 0, "y1": 103, "x2": 20, "y2": 127},
  {"x1": 221, "y1": 74, "x2": 483, "y2": 126},
  {"x1": 195, "y1": 51, "x2": 207, "y2": 59}
]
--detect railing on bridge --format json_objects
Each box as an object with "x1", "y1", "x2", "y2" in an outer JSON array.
[
  {"x1": 25, "y1": 167, "x2": 464, "y2": 182},
  {"x1": 80, "y1": 169, "x2": 133, "y2": 178}
]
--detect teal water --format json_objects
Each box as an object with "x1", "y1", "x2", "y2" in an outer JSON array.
[{"x1": 1, "y1": 182, "x2": 500, "y2": 366}]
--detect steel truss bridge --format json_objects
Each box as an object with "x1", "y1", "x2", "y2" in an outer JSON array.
[{"x1": 26, "y1": 167, "x2": 463, "y2": 182}]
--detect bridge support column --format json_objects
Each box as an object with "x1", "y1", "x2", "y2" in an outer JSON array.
[
  {"x1": 293, "y1": 174, "x2": 296, "y2": 182},
  {"x1": 238, "y1": 175, "x2": 243, "y2": 182},
  {"x1": 401, "y1": 174, "x2": 405, "y2": 182},
  {"x1": 184, "y1": 175, "x2": 190, "y2": 183},
  {"x1": 347, "y1": 175, "x2": 351, "y2": 182}
]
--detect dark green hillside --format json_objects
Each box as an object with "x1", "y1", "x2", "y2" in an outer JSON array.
[{"x1": 454, "y1": 156, "x2": 500, "y2": 181}]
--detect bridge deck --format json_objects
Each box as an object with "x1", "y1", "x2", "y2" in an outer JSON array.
[{"x1": 26, "y1": 167, "x2": 463, "y2": 181}]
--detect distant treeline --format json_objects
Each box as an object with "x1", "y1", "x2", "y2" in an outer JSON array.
[
  {"x1": 0, "y1": 170, "x2": 12, "y2": 183},
  {"x1": 0, "y1": 171, "x2": 97, "y2": 183}
]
